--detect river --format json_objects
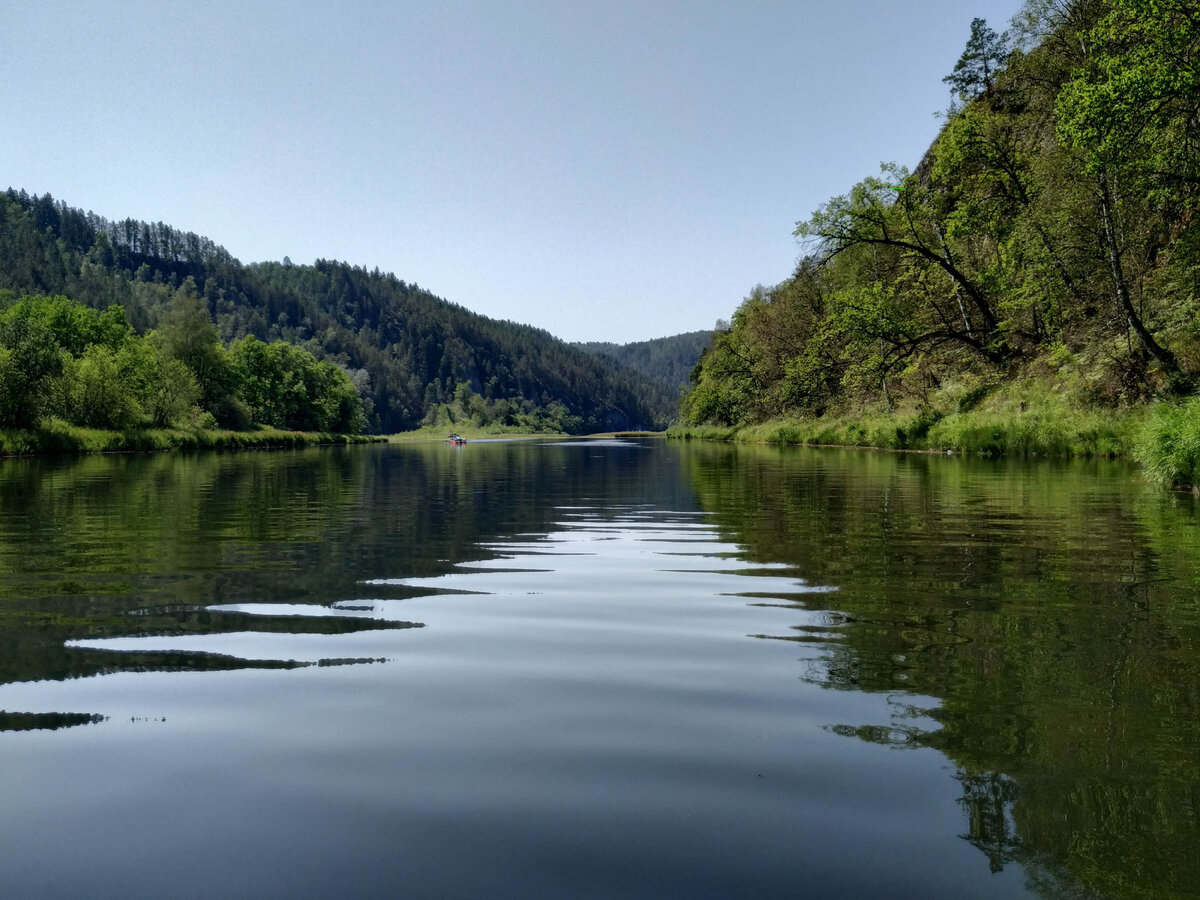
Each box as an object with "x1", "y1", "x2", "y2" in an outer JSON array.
[{"x1": 0, "y1": 439, "x2": 1196, "y2": 898}]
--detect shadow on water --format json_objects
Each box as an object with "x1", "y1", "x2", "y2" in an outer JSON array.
[{"x1": 682, "y1": 441, "x2": 1200, "y2": 900}]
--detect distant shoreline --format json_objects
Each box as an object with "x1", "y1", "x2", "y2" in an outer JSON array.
[
  {"x1": 0, "y1": 426, "x2": 671, "y2": 458},
  {"x1": 385, "y1": 426, "x2": 667, "y2": 443},
  {"x1": 0, "y1": 422, "x2": 383, "y2": 458}
]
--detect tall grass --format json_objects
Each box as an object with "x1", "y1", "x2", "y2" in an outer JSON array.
[
  {"x1": 925, "y1": 407, "x2": 1138, "y2": 457},
  {"x1": 1136, "y1": 397, "x2": 1200, "y2": 490},
  {"x1": 0, "y1": 419, "x2": 382, "y2": 457},
  {"x1": 668, "y1": 389, "x2": 1144, "y2": 460}
]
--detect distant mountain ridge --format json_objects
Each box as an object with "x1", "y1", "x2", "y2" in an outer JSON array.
[
  {"x1": 574, "y1": 330, "x2": 712, "y2": 395},
  {"x1": 0, "y1": 189, "x2": 675, "y2": 433}
]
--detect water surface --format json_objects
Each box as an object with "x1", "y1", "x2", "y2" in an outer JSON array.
[{"x1": 0, "y1": 440, "x2": 1196, "y2": 898}]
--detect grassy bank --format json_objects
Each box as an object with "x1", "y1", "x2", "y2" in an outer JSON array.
[
  {"x1": 1136, "y1": 395, "x2": 1200, "y2": 492},
  {"x1": 0, "y1": 419, "x2": 383, "y2": 457},
  {"x1": 671, "y1": 394, "x2": 1144, "y2": 459},
  {"x1": 670, "y1": 379, "x2": 1200, "y2": 492}
]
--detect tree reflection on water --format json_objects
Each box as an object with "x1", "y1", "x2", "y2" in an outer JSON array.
[{"x1": 685, "y1": 442, "x2": 1200, "y2": 899}]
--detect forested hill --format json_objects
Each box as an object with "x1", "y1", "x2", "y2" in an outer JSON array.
[
  {"x1": 0, "y1": 189, "x2": 674, "y2": 433},
  {"x1": 684, "y1": 0, "x2": 1200, "y2": 429},
  {"x1": 574, "y1": 330, "x2": 713, "y2": 394}
]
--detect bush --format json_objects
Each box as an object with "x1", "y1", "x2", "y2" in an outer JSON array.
[
  {"x1": 0, "y1": 312, "x2": 65, "y2": 427},
  {"x1": 69, "y1": 345, "x2": 145, "y2": 429}
]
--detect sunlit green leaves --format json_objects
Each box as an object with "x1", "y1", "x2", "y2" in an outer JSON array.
[
  {"x1": 0, "y1": 293, "x2": 368, "y2": 435},
  {"x1": 1057, "y1": 0, "x2": 1200, "y2": 203},
  {"x1": 231, "y1": 335, "x2": 366, "y2": 434},
  {"x1": 0, "y1": 305, "x2": 66, "y2": 427}
]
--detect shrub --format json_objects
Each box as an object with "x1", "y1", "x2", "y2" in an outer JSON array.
[
  {"x1": 69, "y1": 345, "x2": 145, "y2": 429},
  {"x1": 1136, "y1": 397, "x2": 1200, "y2": 489}
]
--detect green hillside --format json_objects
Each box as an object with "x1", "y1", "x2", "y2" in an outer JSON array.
[
  {"x1": 681, "y1": 0, "x2": 1200, "y2": 468},
  {"x1": 0, "y1": 190, "x2": 674, "y2": 434}
]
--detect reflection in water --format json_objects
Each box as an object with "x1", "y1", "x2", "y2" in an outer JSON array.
[
  {"x1": 957, "y1": 771, "x2": 1022, "y2": 875},
  {"x1": 0, "y1": 441, "x2": 1196, "y2": 898},
  {"x1": 0, "y1": 710, "x2": 106, "y2": 731},
  {"x1": 683, "y1": 442, "x2": 1200, "y2": 899}
]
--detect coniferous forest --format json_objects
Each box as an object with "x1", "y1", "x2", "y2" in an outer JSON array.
[
  {"x1": 0, "y1": 190, "x2": 676, "y2": 438},
  {"x1": 575, "y1": 330, "x2": 714, "y2": 395},
  {"x1": 681, "y1": 0, "x2": 1200, "y2": 481}
]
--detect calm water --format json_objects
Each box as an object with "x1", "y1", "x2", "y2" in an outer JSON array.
[{"x1": 0, "y1": 439, "x2": 1197, "y2": 899}]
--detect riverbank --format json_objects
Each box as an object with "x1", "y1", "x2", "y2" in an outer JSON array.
[
  {"x1": 669, "y1": 387, "x2": 1200, "y2": 493},
  {"x1": 669, "y1": 395, "x2": 1143, "y2": 458},
  {"x1": 0, "y1": 419, "x2": 383, "y2": 457}
]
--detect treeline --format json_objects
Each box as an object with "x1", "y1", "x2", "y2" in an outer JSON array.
[
  {"x1": 574, "y1": 330, "x2": 713, "y2": 393},
  {"x1": 0, "y1": 290, "x2": 364, "y2": 433},
  {"x1": 684, "y1": 0, "x2": 1200, "y2": 427},
  {"x1": 0, "y1": 192, "x2": 673, "y2": 433}
]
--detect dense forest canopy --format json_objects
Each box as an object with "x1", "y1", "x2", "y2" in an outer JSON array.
[
  {"x1": 574, "y1": 330, "x2": 713, "y2": 393},
  {"x1": 0, "y1": 190, "x2": 674, "y2": 434},
  {"x1": 683, "y1": 0, "x2": 1200, "y2": 428}
]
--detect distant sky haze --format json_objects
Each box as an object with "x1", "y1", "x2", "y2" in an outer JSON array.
[{"x1": 2, "y1": 1, "x2": 1024, "y2": 343}]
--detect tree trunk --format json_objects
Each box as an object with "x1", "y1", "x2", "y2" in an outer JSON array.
[{"x1": 1097, "y1": 174, "x2": 1178, "y2": 374}]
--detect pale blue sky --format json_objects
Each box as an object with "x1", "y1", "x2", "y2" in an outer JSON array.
[{"x1": 2, "y1": 1, "x2": 1023, "y2": 342}]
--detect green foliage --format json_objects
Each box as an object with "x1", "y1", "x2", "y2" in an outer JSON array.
[
  {"x1": 0, "y1": 293, "x2": 369, "y2": 441},
  {"x1": 231, "y1": 335, "x2": 365, "y2": 434},
  {"x1": 674, "y1": 377, "x2": 1143, "y2": 459},
  {"x1": 1057, "y1": 0, "x2": 1200, "y2": 200},
  {"x1": 0, "y1": 419, "x2": 381, "y2": 457},
  {"x1": 3, "y1": 294, "x2": 131, "y2": 355},
  {"x1": 0, "y1": 305, "x2": 66, "y2": 427},
  {"x1": 0, "y1": 190, "x2": 670, "y2": 434},
  {"x1": 794, "y1": 162, "x2": 1010, "y2": 370},
  {"x1": 150, "y1": 280, "x2": 244, "y2": 425},
  {"x1": 1136, "y1": 395, "x2": 1200, "y2": 489},
  {"x1": 924, "y1": 406, "x2": 1136, "y2": 457},
  {"x1": 148, "y1": 351, "x2": 203, "y2": 428},
  {"x1": 414, "y1": 381, "x2": 579, "y2": 435},
  {"x1": 68, "y1": 344, "x2": 146, "y2": 429},
  {"x1": 684, "y1": 1, "x2": 1198, "y2": 453},
  {"x1": 1052, "y1": 0, "x2": 1197, "y2": 373}
]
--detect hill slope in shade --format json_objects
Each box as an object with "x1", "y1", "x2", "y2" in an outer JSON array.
[{"x1": 575, "y1": 330, "x2": 713, "y2": 394}]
